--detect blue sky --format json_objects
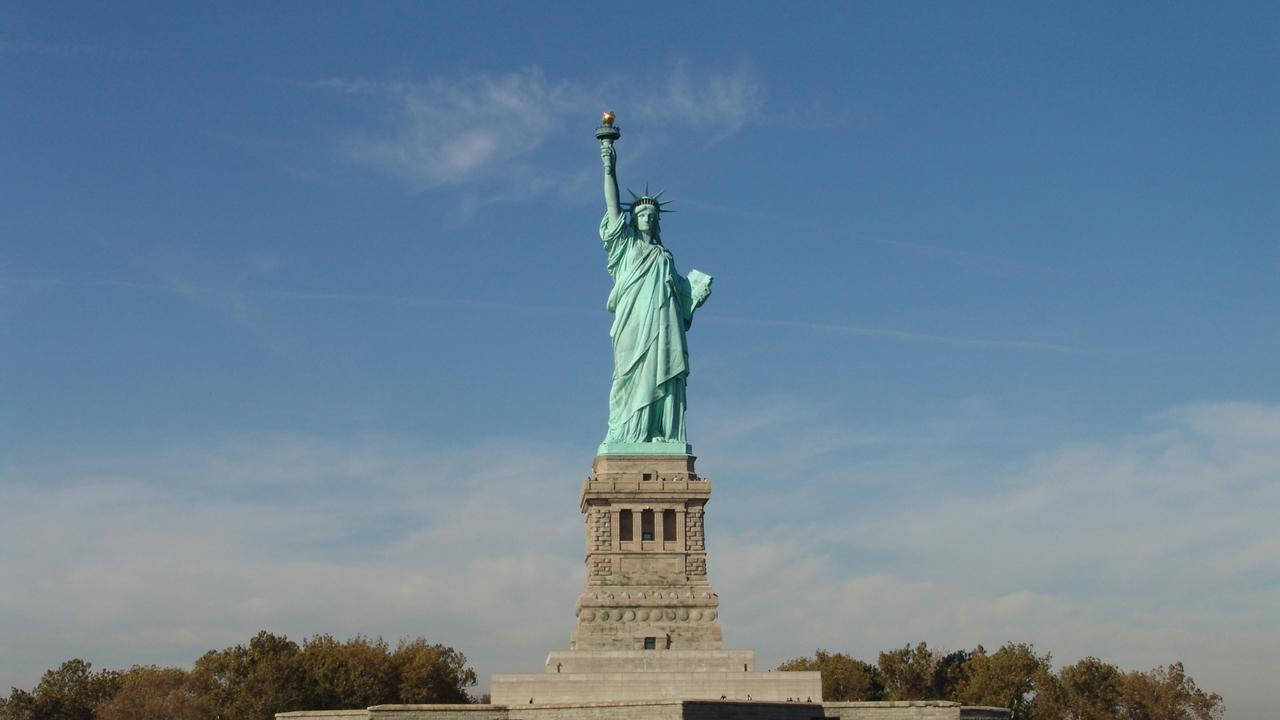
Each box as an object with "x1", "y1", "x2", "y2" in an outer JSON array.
[{"x1": 2, "y1": 2, "x2": 1277, "y2": 717}]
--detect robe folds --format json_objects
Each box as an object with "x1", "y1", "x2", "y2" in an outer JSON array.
[{"x1": 600, "y1": 212, "x2": 706, "y2": 444}]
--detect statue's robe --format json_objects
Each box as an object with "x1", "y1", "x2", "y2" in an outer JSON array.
[{"x1": 600, "y1": 212, "x2": 707, "y2": 444}]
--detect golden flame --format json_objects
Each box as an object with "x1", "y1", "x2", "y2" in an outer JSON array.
[{"x1": 601, "y1": 110, "x2": 616, "y2": 126}]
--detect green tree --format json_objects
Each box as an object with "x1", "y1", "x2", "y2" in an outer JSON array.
[
  {"x1": 391, "y1": 639, "x2": 476, "y2": 704},
  {"x1": 878, "y1": 642, "x2": 940, "y2": 700},
  {"x1": 93, "y1": 665, "x2": 208, "y2": 720},
  {"x1": 1032, "y1": 656, "x2": 1123, "y2": 720},
  {"x1": 957, "y1": 643, "x2": 1050, "y2": 720},
  {"x1": 933, "y1": 649, "x2": 972, "y2": 701},
  {"x1": 777, "y1": 649, "x2": 883, "y2": 701},
  {"x1": 298, "y1": 634, "x2": 396, "y2": 709},
  {"x1": 189, "y1": 630, "x2": 306, "y2": 720}
]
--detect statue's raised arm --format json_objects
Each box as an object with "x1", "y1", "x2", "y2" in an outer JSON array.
[{"x1": 598, "y1": 111, "x2": 622, "y2": 222}]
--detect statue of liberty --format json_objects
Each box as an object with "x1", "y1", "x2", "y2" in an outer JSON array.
[{"x1": 596, "y1": 113, "x2": 712, "y2": 453}]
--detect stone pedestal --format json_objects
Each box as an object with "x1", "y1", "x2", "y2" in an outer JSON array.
[
  {"x1": 490, "y1": 452, "x2": 822, "y2": 706},
  {"x1": 572, "y1": 454, "x2": 722, "y2": 651}
]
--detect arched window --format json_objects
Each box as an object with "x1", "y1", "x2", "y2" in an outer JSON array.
[
  {"x1": 619, "y1": 509, "x2": 633, "y2": 541},
  {"x1": 662, "y1": 509, "x2": 676, "y2": 541},
  {"x1": 641, "y1": 509, "x2": 655, "y2": 541}
]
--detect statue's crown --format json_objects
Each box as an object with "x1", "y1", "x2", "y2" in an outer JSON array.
[{"x1": 625, "y1": 185, "x2": 674, "y2": 213}]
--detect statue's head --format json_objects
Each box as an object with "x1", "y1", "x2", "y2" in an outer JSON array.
[
  {"x1": 633, "y1": 203, "x2": 660, "y2": 237},
  {"x1": 627, "y1": 187, "x2": 671, "y2": 241}
]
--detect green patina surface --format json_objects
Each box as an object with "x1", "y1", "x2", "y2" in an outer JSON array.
[
  {"x1": 596, "y1": 121, "x2": 711, "y2": 455},
  {"x1": 596, "y1": 440, "x2": 694, "y2": 456}
]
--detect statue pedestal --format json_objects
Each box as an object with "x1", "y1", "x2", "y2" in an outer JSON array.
[{"x1": 489, "y1": 452, "x2": 821, "y2": 705}]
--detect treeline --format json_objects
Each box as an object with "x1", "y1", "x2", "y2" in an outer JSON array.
[
  {"x1": 778, "y1": 642, "x2": 1223, "y2": 720},
  {"x1": 0, "y1": 631, "x2": 476, "y2": 720}
]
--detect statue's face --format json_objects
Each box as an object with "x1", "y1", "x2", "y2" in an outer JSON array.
[{"x1": 634, "y1": 205, "x2": 659, "y2": 236}]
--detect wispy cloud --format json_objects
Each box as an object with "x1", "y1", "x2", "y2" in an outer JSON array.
[
  {"x1": 305, "y1": 62, "x2": 766, "y2": 194},
  {"x1": 638, "y1": 62, "x2": 765, "y2": 143},
  {"x1": 0, "y1": 436, "x2": 585, "y2": 694},
  {"x1": 704, "y1": 400, "x2": 1279, "y2": 720},
  {"x1": 323, "y1": 68, "x2": 574, "y2": 189},
  {"x1": 2, "y1": 402, "x2": 1274, "y2": 718}
]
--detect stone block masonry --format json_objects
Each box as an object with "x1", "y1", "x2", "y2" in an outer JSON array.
[{"x1": 279, "y1": 700, "x2": 1008, "y2": 720}]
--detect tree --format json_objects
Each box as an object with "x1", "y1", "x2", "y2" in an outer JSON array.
[
  {"x1": 933, "y1": 649, "x2": 972, "y2": 701},
  {"x1": 777, "y1": 650, "x2": 883, "y2": 701},
  {"x1": 0, "y1": 689, "x2": 36, "y2": 720},
  {"x1": 93, "y1": 665, "x2": 207, "y2": 720},
  {"x1": 189, "y1": 630, "x2": 306, "y2": 720},
  {"x1": 878, "y1": 642, "x2": 940, "y2": 700},
  {"x1": 957, "y1": 643, "x2": 1050, "y2": 720},
  {"x1": 391, "y1": 639, "x2": 476, "y2": 704},
  {"x1": 1118, "y1": 662, "x2": 1223, "y2": 720},
  {"x1": 1032, "y1": 656, "x2": 1123, "y2": 720},
  {"x1": 298, "y1": 634, "x2": 396, "y2": 709},
  {"x1": 0, "y1": 660, "x2": 119, "y2": 720}
]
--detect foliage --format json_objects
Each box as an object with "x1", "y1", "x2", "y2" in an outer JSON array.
[
  {"x1": 957, "y1": 643, "x2": 1050, "y2": 720},
  {"x1": 1, "y1": 631, "x2": 477, "y2": 720},
  {"x1": 878, "y1": 642, "x2": 943, "y2": 700},
  {"x1": 94, "y1": 665, "x2": 208, "y2": 720},
  {"x1": 0, "y1": 659, "x2": 119, "y2": 720},
  {"x1": 391, "y1": 639, "x2": 476, "y2": 705},
  {"x1": 298, "y1": 634, "x2": 396, "y2": 710},
  {"x1": 1032, "y1": 655, "x2": 1123, "y2": 720},
  {"x1": 2, "y1": 635, "x2": 1222, "y2": 720},
  {"x1": 778, "y1": 642, "x2": 1223, "y2": 720},
  {"x1": 778, "y1": 649, "x2": 882, "y2": 701},
  {"x1": 1117, "y1": 662, "x2": 1224, "y2": 720},
  {"x1": 189, "y1": 630, "x2": 308, "y2": 720}
]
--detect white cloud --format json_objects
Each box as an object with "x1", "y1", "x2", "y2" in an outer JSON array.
[
  {"x1": 332, "y1": 68, "x2": 571, "y2": 189},
  {"x1": 647, "y1": 62, "x2": 765, "y2": 142},
  {"x1": 2, "y1": 402, "x2": 1275, "y2": 717},
  {"x1": 309, "y1": 62, "x2": 766, "y2": 193},
  {"x1": 706, "y1": 401, "x2": 1279, "y2": 720}
]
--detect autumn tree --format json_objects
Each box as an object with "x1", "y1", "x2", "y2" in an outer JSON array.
[
  {"x1": 189, "y1": 630, "x2": 307, "y2": 720},
  {"x1": 298, "y1": 634, "x2": 396, "y2": 709},
  {"x1": 1031, "y1": 655, "x2": 1123, "y2": 720},
  {"x1": 957, "y1": 643, "x2": 1050, "y2": 719},
  {"x1": 93, "y1": 665, "x2": 208, "y2": 720},
  {"x1": 391, "y1": 639, "x2": 476, "y2": 704},
  {"x1": 1117, "y1": 662, "x2": 1223, "y2": 720},
  {"x1": 0, "y1": 659, "x2": 119, "y2": 720},
  {"x1": 777, "y1": 649, "x2": 883, "y2": 701},
  {"x1": 878, "y1": 642, "x2": 941, "y2": 700}
]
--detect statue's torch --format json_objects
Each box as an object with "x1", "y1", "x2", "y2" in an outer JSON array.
[{"x1": 596, "y1": 110, "x2": 621, "y2": 145}]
